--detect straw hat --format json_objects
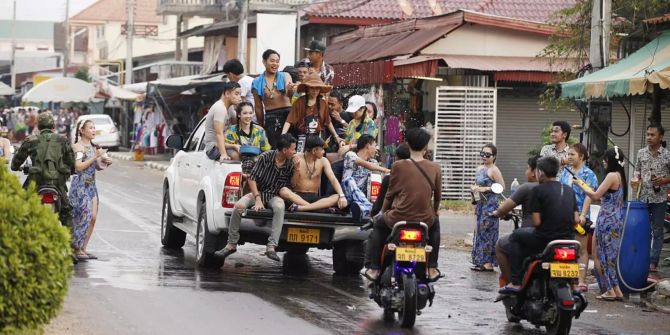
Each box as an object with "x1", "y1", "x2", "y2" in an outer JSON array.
[{"x1": 297, "y1": 73, "x2": 332, "y2": 94}]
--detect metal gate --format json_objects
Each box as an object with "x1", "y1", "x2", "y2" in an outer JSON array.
[{"x1": 433, "y1": 86, "x2": 497, "y2": 200}]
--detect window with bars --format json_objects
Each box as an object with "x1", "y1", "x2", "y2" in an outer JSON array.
[{"x1": 433, "y1": 86, "x2": 497, "y2": 200}]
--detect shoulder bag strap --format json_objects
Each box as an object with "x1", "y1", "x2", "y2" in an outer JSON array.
[{"x1": 409, "y1": 158, "x2": 437, "y2": 210}]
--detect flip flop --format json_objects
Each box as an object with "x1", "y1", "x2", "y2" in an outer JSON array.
[
  {"x1": 471, "y1": 265, "x2": 494, "y2": 272},
  {"x1": 596, "y1": 294, "x2": 616, "y2": 301},
  {"x1": 264, "y1": 249, "x2": 280, "y2": 262},
  {"x1": 578, "y1": 283, "x2": 588, "y2": 292},
  {"x1": 214, "y1": 247, "x2": 237, "y2": 260},
  {"x1": 85, "y1": 253, "x2": 98, "y2": 260},
  {"x1": 498, "y1": 286, "x2": 521, "y2": 295},
  {"x1": 360, "y1": 269, "x2": 379, "y2": 282},
  {"x1": 427, "y1": 269, "x2": 445, "y2": 282}
]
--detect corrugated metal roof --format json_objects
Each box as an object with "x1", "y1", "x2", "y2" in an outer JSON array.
[
  {"x1": 332, "y1": 60, "x2": 394, "y2": 87},
  {"x1": 644, "y1": 14, "x2": 670, "y2": 25},
  {"x1": 305, "y1": 0, "x2": 577, "y2": 23},
  {"x1": 439, "y1": 55, "x2": 578, "y2": 72}
]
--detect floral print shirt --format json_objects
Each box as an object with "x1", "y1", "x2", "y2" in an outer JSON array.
[
  {"x1": 634, "y1": 146, "x2": 670, "y2": 203},
  {"x1": 344, "y1": 118, "x2": 378, "y2": 144},
  {"x1": 540, "y1": 143, "x2": 569, "y2": 175}
]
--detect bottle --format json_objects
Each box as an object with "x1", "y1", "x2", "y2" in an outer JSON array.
[
  {"x1": 574, "y1": 222, "x2": 586, "y2": 235},
  {"x1": 510, "y1": 178, "x2": 519, "y2": 195},
  {"x1": 651, "y1": 169, "x2": 661, "y2": 193}
]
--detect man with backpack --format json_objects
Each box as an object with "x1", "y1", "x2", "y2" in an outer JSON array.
[{"x1": 11, "y1": 113, "x2": 75, "y2": 228}]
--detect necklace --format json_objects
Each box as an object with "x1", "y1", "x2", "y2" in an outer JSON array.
[
  {"x1": 304, "y1": 156, "x2": 316, "y2": 179},
  {"x1": 264, "y1": 75, "x2": 276, "y2": 99}
]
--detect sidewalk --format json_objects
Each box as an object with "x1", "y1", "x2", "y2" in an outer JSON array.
[{"x1": 106, "y1": 149, "x2": 172, "y2": 172}]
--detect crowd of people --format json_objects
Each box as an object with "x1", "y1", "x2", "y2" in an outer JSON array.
[
  {"x1": 0, "y1": 107, "x2": 82, "y2": 143},
  {"x1": 201, "y1": 42, "x2": 443, "y2": 279},
  {"x1": 482, "y1": 120, "x2": 668, "y2": 301}
]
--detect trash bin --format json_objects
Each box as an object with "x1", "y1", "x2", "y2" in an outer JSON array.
[{"x1": 618, "y1": 201, "x2": 651, "y2": 293}]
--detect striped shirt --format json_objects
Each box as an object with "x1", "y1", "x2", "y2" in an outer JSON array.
[{"x1": 250, "y1": 150, "x2": 294, "y2": 204}]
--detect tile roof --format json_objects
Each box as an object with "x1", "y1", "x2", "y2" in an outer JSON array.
[
  {"x1": 305, "y1": 0, "x2": 578, "y2": 24},
  {"x1": 71, "y1": 0, "x2": 161, "y2": 25}
]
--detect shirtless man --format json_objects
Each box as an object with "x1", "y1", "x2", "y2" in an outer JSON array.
[{"x1": 280, "y1": 135, "x2": 348, "y2": 212}]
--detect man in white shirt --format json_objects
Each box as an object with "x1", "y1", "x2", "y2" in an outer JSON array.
[
  {"x1": 204, "y1": 81, "x2": 242, "y2": 161},
  {"x1": 223, "y1": 59, "x2": 255, "y2": 123}
]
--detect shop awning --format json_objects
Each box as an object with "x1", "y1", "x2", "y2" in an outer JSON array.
[
  {"x1": 123, "y1": 73, "x2": 226, "y2": 95},
  {"x1": 22, "y1": 77, "x2": 95, "y2": 103},
  {"x1": 561, "y1": 31, "x2": 670, "y2": 99},
  {"x1": 0, "y1": 81, "x2": 13, "y2": 95},
  {"x1": 332, "y1": 60, "x2": 394, "y2": 87}
]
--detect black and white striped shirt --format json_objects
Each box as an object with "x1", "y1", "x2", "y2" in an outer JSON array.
[{"x1": 250, "y1": 150, "x2": 294, "y2": 204}]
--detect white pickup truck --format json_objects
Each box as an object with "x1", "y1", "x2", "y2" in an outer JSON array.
[{"x1": 161, "y1": 118, "x2": 378, "y2": 272}]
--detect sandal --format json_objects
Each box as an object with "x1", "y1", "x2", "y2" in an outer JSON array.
[
  {"x1": 84, "y1": 252, "x2": 98, "y2": 260},
  {"x1": 578, "y1": 283, "x2": 588, "y2": 293},
  {"x1": 427, "y1": 269, "x2": 445, "y2": 282},
  {"x1": 596, "y1": 294, "x2": 617, "y2": 301},
  {"x1": 360, "y1": 269, "x2": 379, "y2": 282},
  {"x1": 498, "y1": 285, "x2": 521, "y2": 295},
  {"x1": 214, "y1": 246, "x2": 237, "y2": 260},
  {"x1": 471, "y1": 265, "x2": 495, "y2": 272}
]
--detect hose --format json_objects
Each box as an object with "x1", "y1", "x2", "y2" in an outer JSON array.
[{"x1": 615, "y1": 202, "x2": 658, "y2": 292}]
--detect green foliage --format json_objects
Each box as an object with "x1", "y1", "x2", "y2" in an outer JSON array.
[
  {"x1": 528, "y1": 124, "x2": 579, "y2": 156},
  {"x1": 0, "y1": 160, "x2": 72, "y2": 334},
  {"x1": 74, "y1": 67, "x2": 91, "y2": 83}
]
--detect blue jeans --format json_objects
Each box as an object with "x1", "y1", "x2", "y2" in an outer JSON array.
[{"x1": 648, "y1": 201, "x2": 667, "y2": 266}]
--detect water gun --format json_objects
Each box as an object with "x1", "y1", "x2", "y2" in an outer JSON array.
[{"x1": 565, "y1": 168, "x2": 594, "y2": 193}]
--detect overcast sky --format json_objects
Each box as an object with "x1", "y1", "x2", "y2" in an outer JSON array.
[{"x1": 0, "y1": 0, "x2": 97, "y2": 22}]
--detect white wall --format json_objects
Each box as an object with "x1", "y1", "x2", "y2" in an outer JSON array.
[{"x1": 421, "y1": 24, "x2": 548, "y2": 57}]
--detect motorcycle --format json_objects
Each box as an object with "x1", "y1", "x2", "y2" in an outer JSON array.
[
  {"x1": 491, "y1": 183, "x2": 587, "y2": 335},
  {"x1": 21, "y1": 164, "x2": 62, "y2": 214},
  {"x1": 361, "y1": 220, "x2": 436, "y2": 328}
]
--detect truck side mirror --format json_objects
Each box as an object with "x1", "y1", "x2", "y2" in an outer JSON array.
[{"x1": 166, "y1": 134, "x2": 183, "y2": 150}]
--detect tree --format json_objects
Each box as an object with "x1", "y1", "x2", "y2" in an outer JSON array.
[
  {"x1": 539, "y1": 0, "x2": 670, "y2": 123},
  {"x1": 74, "y1": 66, "x2": 91, "y2": 83}
]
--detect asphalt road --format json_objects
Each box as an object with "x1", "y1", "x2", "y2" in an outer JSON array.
[{"x1": 42, "y1": 159, "x2": 670, "y2": 335}]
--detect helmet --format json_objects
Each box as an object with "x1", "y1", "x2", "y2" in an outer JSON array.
[{"x1": 38, "y1": 113, "x2": 55, "y2": 129}]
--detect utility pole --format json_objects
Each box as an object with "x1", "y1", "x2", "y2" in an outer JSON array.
[
  {"x1": 589, "y1": 0, "x2": 611, "y2": 70},
  {"x1": 10, "y1": 0, "x2": 16, "y2": 92},
  {"x1": 125, "y1": 0, "x2": 134, "y2": 85},
  {"x1": 63, "y1": 0, "x2": 70, "y2": 77},
  {"x1": 237, "y1": 0, "x2": 248, "y2": 70}
]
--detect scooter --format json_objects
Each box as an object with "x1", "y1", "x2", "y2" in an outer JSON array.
[
  {"x1": 21, "y1": 164, "x2": 62, "y2": 214},
  {"x1": 492, "y1": 183, "x2": 587, "y2": 335},
  {"x1": 361, "y1": 220, "x2": 436, "y2": 328}
]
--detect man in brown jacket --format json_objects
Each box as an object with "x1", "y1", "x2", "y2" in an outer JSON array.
[{"x1": 362, "y1": 128, "x2": 443, "y2": 282}]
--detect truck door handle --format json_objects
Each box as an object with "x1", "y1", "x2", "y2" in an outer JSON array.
[{"x1": 196, "y1": 164, "x2": 201, "y2": 168}]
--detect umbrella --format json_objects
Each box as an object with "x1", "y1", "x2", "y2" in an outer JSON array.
[{"x1": 22, "y1": 77, "x2": 96, "y2": 103}]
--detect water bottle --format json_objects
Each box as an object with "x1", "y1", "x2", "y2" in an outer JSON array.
[{"x1": 510, "y1": 178, "x2": 519, "y2": 195}]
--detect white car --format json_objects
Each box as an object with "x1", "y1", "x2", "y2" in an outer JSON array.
[
  {"x1": 161, "y1": 118, "x2": 375, "y2": 271},
  {"x1": 71, "y1": 114, "x2": 120, "y2": 150}
]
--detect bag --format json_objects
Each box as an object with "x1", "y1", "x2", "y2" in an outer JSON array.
[
  {"x1": 409, "y1": 158, "x2": 437, "y2": 211},
  {"x1": 30, "y1": 133, "x2": 68, "y2": 185}
]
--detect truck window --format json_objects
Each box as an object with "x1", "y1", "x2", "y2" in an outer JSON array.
[{"x1": 185, "y1": 122, "x2": 206, "y2": 152}]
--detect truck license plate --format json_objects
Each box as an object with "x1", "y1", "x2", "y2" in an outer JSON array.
[
  {"x1": 395, "y1": 247, "x2": 426, "y2": 262},
  {"x1": 549, "y1": 263, "x2": 579, "y2": 278},
  {"x1": 287, "y1": 228, "x2": 320, "y2": 244}
]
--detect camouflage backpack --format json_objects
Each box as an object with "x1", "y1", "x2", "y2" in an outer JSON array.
[{"x1": 29, "y1": 133, "x2": 69, "y2": 185}]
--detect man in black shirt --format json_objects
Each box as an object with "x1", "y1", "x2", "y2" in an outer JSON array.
[
  {"x1": 215, "y1": 134, "x2": 298, "y2": 262},
  {"x1": 500, "y1": 156, "x2": 577, "y2": 293}
]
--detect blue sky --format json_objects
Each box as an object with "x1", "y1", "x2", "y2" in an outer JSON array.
[{"x1": 0, "y1": 0, "x2": 96, "y2": 22}]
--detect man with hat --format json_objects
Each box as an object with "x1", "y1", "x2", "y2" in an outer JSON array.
[
  {"x1": 282, "y1": 73, "x2": 343, "y2": 146},
  {"x1": 305, "y1": 40, "x2": 335, "y2": 86},
  {"x1": 11, "y1": 112, "x2": 75, "y2": 228}
]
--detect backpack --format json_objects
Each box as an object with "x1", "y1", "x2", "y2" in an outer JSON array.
[{"x1": 29, "y1": 133, "x2": 68, "y2": 185}]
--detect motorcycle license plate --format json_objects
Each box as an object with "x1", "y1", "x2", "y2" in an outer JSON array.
[
  {"x1": 286, "y1": 228, "x2": 320, "y2": 244},
  {"x1": 395, "y1": 247, "x2": 426, "y2": 262},
  {"x1": 549, "y1": 263, "x2": 579, "y2": 278}
]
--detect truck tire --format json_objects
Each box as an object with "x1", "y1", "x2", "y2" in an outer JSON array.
[
  {"x1": 161, "y1": 187, "x2": 186, "y2": 249},
  {"x1": 333, "y1": 241, "x2": 365, "y2": 275},
  {"x1": 195, "y1": 201, "x2": 225, "y2": 269}
]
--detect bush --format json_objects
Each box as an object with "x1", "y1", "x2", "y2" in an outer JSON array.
[{"x1": 0, "y1": 160, "x2": 72, "y2": 334}]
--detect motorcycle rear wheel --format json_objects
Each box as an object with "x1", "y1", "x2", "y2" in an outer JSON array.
[
  {"x1": 398, "y1": 273, "x2": 417, "y2": 328},
  {"x1": 504, "y1": 304, "x2": 520, "y2": 323},
  {"x1": 545, "y1": 303, "x2": 573, "y2": 335}
]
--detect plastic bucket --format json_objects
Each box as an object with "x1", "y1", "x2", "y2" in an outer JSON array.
[{"x1": 618, "y1": 201, "x2": 651, "y2": 293}]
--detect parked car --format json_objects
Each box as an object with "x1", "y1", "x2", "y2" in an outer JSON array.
[
  {"x1": 70, "y1": 114, "x2": 120, "y2": 151},
  {"x1": 161, "y1": 118, "x2": 376, "y2": 272}
]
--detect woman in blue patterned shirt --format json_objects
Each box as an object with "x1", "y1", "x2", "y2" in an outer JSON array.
[{"x1": 560, "y1": 143, "x2": 599, "y2": 292}]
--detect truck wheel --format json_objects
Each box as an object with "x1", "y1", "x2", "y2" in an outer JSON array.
[
  {"x1": 333, "y1": 241, "x2": 365, "y2": 275},
  {"x1": 195, "y1": 201, "x2": 225, "y2": 269},
  {"x1": 161, "y1": 187, "x2": 186, "y2": 249}
]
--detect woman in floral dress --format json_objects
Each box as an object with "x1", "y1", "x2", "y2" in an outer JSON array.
[
  {"x1": 471, "y1": 143, "x2": 505, "y2": 271},
  {"x1": 70, "y1": 120, "x2": 112, "y2": 260},
  {"x1": 576, "y1": 147, "x2": 626, "y2": 300}
]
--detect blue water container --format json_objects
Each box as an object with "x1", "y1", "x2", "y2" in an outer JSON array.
[{"x1": 618, "y1": 201, "x2": 651, "y2": 293}]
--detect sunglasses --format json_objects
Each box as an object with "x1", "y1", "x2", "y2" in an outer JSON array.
[{"x1": 479, "y1": 151, "x2": 494, "y2": 158}]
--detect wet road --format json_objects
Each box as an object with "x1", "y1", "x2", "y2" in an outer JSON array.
[{"x1": 45, "y1": 160, "x2": 670, "y2": 335}]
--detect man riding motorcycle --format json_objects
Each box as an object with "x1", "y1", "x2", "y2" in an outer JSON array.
[
  {"x1": 362, "y1": 128, "x2": 443, "y2": 282},
  {"x1": 11, "y1": 112, "x2": 75, "y2": 228}
]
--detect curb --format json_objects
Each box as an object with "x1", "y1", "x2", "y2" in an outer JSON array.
[
  {"x1": 144, "y1": 161, "x2": 169, "y2": 172},
  {"x1": 106, "y1": 152, "x2": 170, "y2": 172},
  {"x1": 106, "y1": 152, "x2": 134, "y2": 161}
]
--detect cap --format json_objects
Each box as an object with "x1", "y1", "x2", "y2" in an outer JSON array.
[
  {"x1": 304, "y1": 40, "x2": 326, "y2": 53},
  {"x1": 345, "y1": 95, "x2": 366, "y2": 113},
  {"x1": 38, "y1": 112, "x2": 54, "y2": 128}
]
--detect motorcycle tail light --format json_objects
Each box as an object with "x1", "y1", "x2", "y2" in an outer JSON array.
[
  {"x1": 561, "y1": 299, "x2": 575, "y2": 307},
  {"x1": 370, "y1": 180, "x2": 381, "y2": 202},
  {"x1": 553, "y1": 248, "x2": 576, "y2": 261},
  {"x1": 41, "y1": 192, "x2": 57, "y2": 204},
  {"x1": 399, "y1": 229, "x2": 422, "y2": 242},
  {"x1": 222, "y1": 172, "x2": 241, "y2": 208}
]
